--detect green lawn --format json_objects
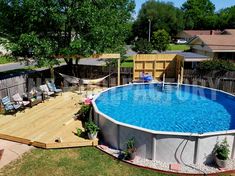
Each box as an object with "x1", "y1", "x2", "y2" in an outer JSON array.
[
  {"x1": 167, "y1": 44, "x2": 190, "y2": 51},
  {"x1": 121, "y1": 57, "x2": 133, "y2": 68},
  {"x1": 0, "y1": 56, "x2": 16, "y2": 64},
  {"x1": 0, "y1": 147, "x2": 171, "y2": 176}
]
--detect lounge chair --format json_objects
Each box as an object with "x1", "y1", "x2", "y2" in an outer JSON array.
[
  {"x1": 12, "y1": 93, "x2": 30, "y2": 107},
  {"x1": 46, "y1": 82, "x2": 62, "y2": 95},
  {"x1": 39, "y1": 84, "x2": 55, "y2": 99},
  {"x1": 1, "y1": 96, "x2": 22, "y2": 114}
]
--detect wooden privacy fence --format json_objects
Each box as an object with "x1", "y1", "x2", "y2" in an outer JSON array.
[
  {"x1": 184, "y1": 69, "x2": 235, "y2": 94},
  {"x1": 133, "y1": 54, "x2": 184, "y2": 82},
  {"x1": 0, "y1": 65, "x2": 134, "y2": 100},
  {"x1": 0, "y1": 75, "x2": 27, "y2": 99}
]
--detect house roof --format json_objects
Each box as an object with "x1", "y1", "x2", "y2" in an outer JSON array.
[
  {"x1": 190, "y1": 35, "x2": 235, "y2": 51},
  {"x1": 162, "y1": 51, "x2": 209, "y2": 62},
  {"x1": 222, "y1": 29, "x2": 235, "y2": 35},
  {"x1": 181, "y1": 30, "x2": 221, "y2": 37}
]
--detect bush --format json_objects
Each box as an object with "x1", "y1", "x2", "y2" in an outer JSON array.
[
  {"x1": 197, "y1": 60, "x2": 235, "y2": 72},
  {"x1": 84, "y1": 121, "x2": 99, "y2": 135},
  {"x1": 152, "y1": 29, "x2": 170, "y2": 52},
  {"x1": 77, "y1": 105, "x2": 91, "y2": 122},
  {"x1": 132, "y1": 38, "x2": 153, "y2": 54},
  {"x1": 213, "y1": 138, "x2": 230, "y2": 160}
]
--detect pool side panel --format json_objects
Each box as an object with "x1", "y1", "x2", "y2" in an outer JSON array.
[
  {"x1": 98, "y1": 114, "x2": 119, "y2": 149},
  {"x1": 196, "y1": 134, "x2": 234, "y2": 164},
  {"x1": 154, "y1": 134, "x2": 196, "y2": 164},
  {"x1": 119, "y1": 125, "x2": 153, "y2": 159}
]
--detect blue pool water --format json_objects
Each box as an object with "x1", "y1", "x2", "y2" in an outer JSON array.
[{"x1": 95, "y1": 84, "x2": 235, "y2": 133}]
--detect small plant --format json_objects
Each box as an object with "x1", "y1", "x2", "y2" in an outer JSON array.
[
  {"x1": 85, "y1": 121, "x2": 99, "y2": 135},
  {"x1": 77, "y1": 104, "x2": 91, "y2": 122},
  {"x1": 123, "y1": 137, "x2": 136, "y2": 160},
  {"x1": 214, "y1": 138, "x2": 230, "y2": 160},
  {"x1": 76, "y1": 128, "x2": 82, "y2": 137}
]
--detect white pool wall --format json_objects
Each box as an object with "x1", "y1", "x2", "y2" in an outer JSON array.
[{"x1": 92, "y1": 83, "x2": 235, "y2": 164}]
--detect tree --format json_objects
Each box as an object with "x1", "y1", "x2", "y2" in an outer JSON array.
[
  {"x1": 132, "y1": 38, "x2": 153, "y2": 54},
  {"x1": 0, "y1": 0, "x2": 135, "y2": 75},
  {"x1": 182, "y1": 0, "x2": 216, "y2": 29},
  {"x1": 151, "y1": 29, "x2": 170, "y2": 52},
  {"x1": 131, "y1": 0, "x2": 184, "y2": 41},
  {"x1": 217, "y1": 6, "x2": 235, "y2": 29}
]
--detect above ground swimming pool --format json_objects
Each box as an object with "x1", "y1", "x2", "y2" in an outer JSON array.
[{"x1": 92, "y1": 83, "x2": 235, "y2": 164}]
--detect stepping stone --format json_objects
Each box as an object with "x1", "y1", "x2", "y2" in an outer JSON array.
[{"x1": 169, "y1": 163, "x2": 181, "y2": 171}]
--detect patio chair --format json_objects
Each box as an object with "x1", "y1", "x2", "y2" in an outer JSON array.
[
  {"x1": 1, "y1": 96, "x2": 22, "y2": 114},
  {"x1": 39, "y1": 84, "x2": 55, "y2": 99},
  {"x1": 46, "y1": 82, "x2": 62, "y2": 95},
  {"x1": 12, "y1": 93, "x2": 30, "y2": 107}
]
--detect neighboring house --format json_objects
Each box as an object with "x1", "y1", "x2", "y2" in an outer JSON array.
[
  {"x1": 221, "y1": 29, "x2": 235, "y2": 35},
  {"x1": 162, "y1": 51, "x2": 210, "y2": 69},
  {"x1": 189, "y1": 30, "x2": 235, "y2": 61},
  {"x1": 176, "y1": 30, "x2": 221, "y2": 41}
]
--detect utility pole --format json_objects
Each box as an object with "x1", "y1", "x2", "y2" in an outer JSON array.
[{"x1": 148, "y1": 19, "x2": 151, "y2": 42}]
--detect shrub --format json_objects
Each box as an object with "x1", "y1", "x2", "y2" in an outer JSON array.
[
  {"x1": 197, "y1": 60, "x2": 235, "y2": 72},
  {"x1": 132, "y1": 38, "x2": 153, "y2": 54},
  {"x1": 84, "y1": 121, "x2": 99, "y2": 135},
  {"x1": 76, "y1": 104, "x2": 91, "y2": 122},
  {"x1": 76, "y1": 128, "x2": 82, "y2": 137},
  {"x1": 152, "y1": 29, "x2": 170, "y2": 52},
  {"x1": 213, "y1": 138, "x2": 230, "y2": 160}
]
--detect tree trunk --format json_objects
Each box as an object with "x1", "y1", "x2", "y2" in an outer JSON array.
[{"x1": 50, "y1": 66, "x2": 55, "y2": 82}]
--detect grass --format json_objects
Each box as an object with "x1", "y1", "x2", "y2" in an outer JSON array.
[
  {"x1": 0, "y1": 56, "x2": 16, "y2": 64},
  {"x1": 167, "y1": 44, "x2": 190, "y2": 51},
  {"x1": 0, "y1": 147, "x2": 171, "y2": 176},
  {"x1": 121, "y1": 57, "x2": 133, "y2": 68}
]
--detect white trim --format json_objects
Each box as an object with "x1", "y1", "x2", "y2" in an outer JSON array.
[
  {"x1": 212, "y1": 50, "x2": 235, "y2": 52},
  {"x1": 184, "y1": 58, "x2": 211, "y2": 62}
]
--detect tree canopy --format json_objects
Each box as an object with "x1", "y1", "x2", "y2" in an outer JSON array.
[
  {"x1": 182, "y1": 0, "x2": 216, "y2": 29},
  {"x1": 151, "y1": 29, "x2": 170, "y2": 52},
  {"x1": 0, "y1": 0, "x2": 135, "y2": 70},
  {"x1": 131, "y1": 0, "x2": 184, "y2": 41},
  {"x1": 217, "y1": 6, "x2": 235, "y2": 29},
  {"x1": 128, "y1": 0, "x2": 235, "y2": 43}
]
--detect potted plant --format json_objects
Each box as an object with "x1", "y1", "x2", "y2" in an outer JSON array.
[
  {"x1": 124, "y1": 138, "x2": 137, "y2": 160},
  {"x1": 76, "y1": 104, "x2": 91, "y2": 122},
  {"x1": 85, "y1": 121, "x2": 99, "y2": 140},
  {"x1": 213, "y1": 138, "x2": 230, "y2": 168}
]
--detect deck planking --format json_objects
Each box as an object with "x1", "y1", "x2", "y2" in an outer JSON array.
[{"x1": 0, "y1": 90, "x2": 101, "y2": 148}]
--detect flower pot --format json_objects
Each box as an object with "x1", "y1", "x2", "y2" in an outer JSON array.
[
  {"x1": 88, "y1": 132, "x2": 97, "y2": 140},
  {"x1": 129, "y1": 152, "x2": 136, "y2": 160},
  {"x1": 0, "y1": 149, "x2": 4, "y2": 160},
  {"x1": 125, "y1": 151, "x2": 136, "y2": 161},
  {"x1": 215, "y1": 156, "x2": 228, "y2": 168}
]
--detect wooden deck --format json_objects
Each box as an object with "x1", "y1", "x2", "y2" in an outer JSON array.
[{"x1": 0, "y1": 91, "x2": 100, "y2": 149}]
